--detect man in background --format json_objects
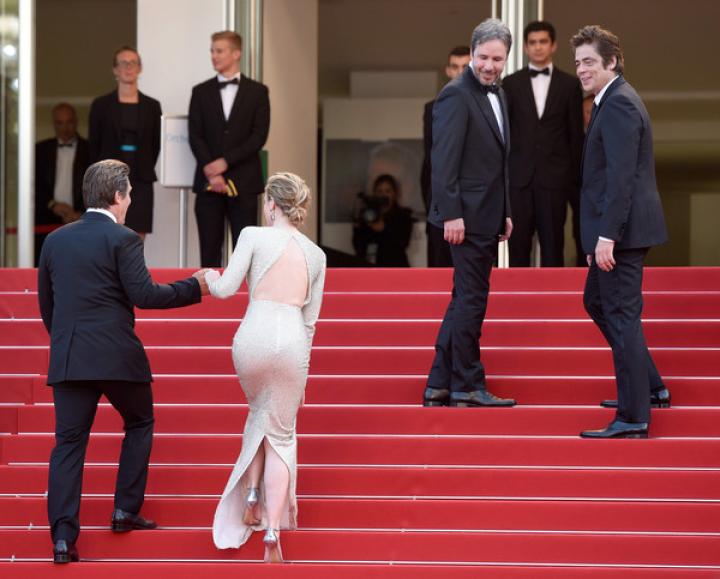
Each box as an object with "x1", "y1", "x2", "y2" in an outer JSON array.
[
  {"x1": 421, "y1": 45, "x2": 471, "y2": 267},
  {"x1": 35, "y1": 103, "x2": 89, "y2": 264}
]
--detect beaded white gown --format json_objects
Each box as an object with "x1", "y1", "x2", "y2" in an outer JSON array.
[{"x1": 206, "y1": 226, "x2": 326, "y2": 549}]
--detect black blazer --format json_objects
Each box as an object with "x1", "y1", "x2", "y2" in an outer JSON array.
[
  {"x1": 580, "y1": 76, "x2": 668, "y2": 253},
  {"x1": 429, "y1": 66, "x2": 511, "y2": 235},
  {"x1": 420, "y1": 99, "x2": 434, "y2": 213},
  {"x1": 35, "y1": 137, "x2": 89, "y2": 224},
  {"x1": 188, "y1": 75, "x2": 270, "y2": 196},
  {"x1": 37, "y1": 212, "x2": 201, "y2": 385},
  {"x1": 88, "y1": 90, "x2": 162, "y2": 183},
  {"x1": 503, "y1": 66, "x2": 584, "y2": 192}
]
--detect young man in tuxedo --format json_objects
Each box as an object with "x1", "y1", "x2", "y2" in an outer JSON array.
[
  {"x1": 503, "y1": 21, "x2": 584, "y2": 267},
  {"x1": 34, "y1": 103, "x2": 89, "y2": 264},
  {"x1": 571, "y1": 26, "x2": 669, "y2": 439},
  {"x1": 189, "y1": 30, "x2": 270, "y2": 267},
  {"x1": 421, "y1": 46, "x2": 471, "y2": 267},
  {"x1": 423, "y1": 19, "x2": 515, "y2": 408},
  {"x1": 38, "y1": 160, "x2": 210, "y2": 563}
]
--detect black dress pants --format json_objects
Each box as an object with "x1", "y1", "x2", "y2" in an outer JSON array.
[
  {"x1": 426, "y1": 223, "x2": 453, "y2": 267},
  {"x1": 48, "y1": 380, "x2": 154, "y2": 543},
  {"x1": 509, "y1": 183, "x2": 567, "y2": 267},
  {"x1": 427, "y1": 234, "x2": 497, "y2": 393},
  {"x1": 195, "y1": 192, "x2": 258, "y2": 267},
  {"x1": 583, "y1": 249, "x2": 663, "y2": 423}
]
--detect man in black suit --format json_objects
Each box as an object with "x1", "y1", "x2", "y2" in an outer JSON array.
[
  {"x1": 423, "y1": 19, "x2": 516, "y2": 408},
  {"x1": 421, "y1": 46, "x2": 470, "y2": 267},
  {"x1": 189, "y1": 30, "x2": 270, "y2": 267},
  {"x1": 503, "y1": 21, "x2": 584, "y2": 267},
  {"x1": 571, "y1": 26, "x2": 669, "y2": 439},
  {"x1": 38, "y1": 160, "x2": 209, "y2": 563},
  {"x1": 35, "y1": 103, "x2": 89, "y2": 264}
]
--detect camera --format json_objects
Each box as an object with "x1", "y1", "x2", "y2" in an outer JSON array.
[{"x1": 355, "y1": 192, "x2": 390, "y2": 225}]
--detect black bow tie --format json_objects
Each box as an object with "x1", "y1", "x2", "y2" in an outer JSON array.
[
  {"x1": 57, "y1": 142, "x2": 74, "y2": 148},
  {"x1": 479, "y1": 83, "x2": 499, "y2": 95},
  {"x1": 530, "y1": 67, "x2": 550, "y2": 77},
  {"x1": 218, "y1": 78, "x2": 239, "y2": 89}
]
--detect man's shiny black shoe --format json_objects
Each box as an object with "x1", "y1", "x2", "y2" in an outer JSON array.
[
  {"x1": 601, "y1": 388, "x2": 671, "y2": 409},
  {"x1": 111, "y1": 508, "x2": 158, "y2": 532},
  {"x1": 449, "y1": 390, "x2": 516, "y2": 407},
  {"x1": 53, "y1": 540, "x2": 79, "y2": 564},
  {"x1": 580, "y1": 419, "x2": 649, "y2": 439},
  {"x1": 423, "y1": 387, "x2": 450, "y2": 407}
]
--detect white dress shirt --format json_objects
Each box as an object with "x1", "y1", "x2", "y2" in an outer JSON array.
[
  {"x1": 217, "y1": 73, "x2": 241, "y2": 120},
  {"x1": 529, "y1": 63, "x2": 553, "y2": 118},
  {"x1": 487, "y1": 92, "x2": 504, "y2": 142},
  {"x1": 86, "y1": 207, "x2": 117, "y2": 223},
  {"x1": 53, "y1": 139, "x2": 76, "y2": 207}
]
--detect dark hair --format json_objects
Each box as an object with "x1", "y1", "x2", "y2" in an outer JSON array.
[
  {"x1": 524, "y1": 20, "x2": 556, "y2": 43},
  {"x1": 83, "y1": 160, "x2": 130, "y2": 209},
  {"x1": 113, "y1": 46, "x2": 141, "y2": 68},
  {"x1": 373, "y1": 174, "x2": 400, "y2": 196},
  {"x1": 570, "y1": 25, "x2": 624, "y2": 75},
  {"x1": 471, "y1": 18, "x2": 512, "y2": 55},
  {"x1": 212, "y1": 30, "x2": 243, "y2": 51},
  {"x1": 448, "y1": 45, "x2": 470, "y2": 60},
  {"x1": 51, "y1": 102, "x2": 76, "y2": 119}
]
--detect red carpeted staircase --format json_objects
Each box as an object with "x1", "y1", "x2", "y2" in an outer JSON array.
[{"x1": 1, "y1": 266, "x2": 719, "y2": 577}]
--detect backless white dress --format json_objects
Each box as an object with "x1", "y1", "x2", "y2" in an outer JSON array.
[{"x1": 206, "y1": 226, "x2": 326, "y2": 549}]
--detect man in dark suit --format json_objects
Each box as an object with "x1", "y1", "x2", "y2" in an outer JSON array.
[
  {"x1": 35, "y1": 103, "x2": 89, "y2": 264},
  {"x1": 422, "y1": 46, "x2": 470, "y2": 267},
  {"x1": 423, "y1": 19, "x2": 516, "y2": 408},
  {"x1": 503, "y1": 21, "x2": 584, "y2": 267},
  {"x1": 38, "y1": 160, "x2": 209, "y2": 563},
  {"x1": 189, "y1": 30, "x2": 270, "y2": 267},
  {"x1": 571, "y1": 26, "x2": 669, "y2": 439}
]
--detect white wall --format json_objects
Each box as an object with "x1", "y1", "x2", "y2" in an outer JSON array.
[{"x1": 137, "y1": 0, "x2": 226, "y2": 267}]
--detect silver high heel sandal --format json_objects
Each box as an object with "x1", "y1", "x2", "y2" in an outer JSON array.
[
  {"x1": 243, "y1": 487, "x2": 260, "y2": 525},
  {"x1": 263, "y1": 528, "x2": 283, "y2": 563}
]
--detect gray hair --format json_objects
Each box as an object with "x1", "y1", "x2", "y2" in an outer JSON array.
[
  {"x1": 82, "y1": 160, "x2": 130, "y2": 209},
  {"x1": 265, "y1": 172, "x2": 311, "y2": 225},
  {"x1": 471, "y1": 18, "x2": 512, "y2": 54}
]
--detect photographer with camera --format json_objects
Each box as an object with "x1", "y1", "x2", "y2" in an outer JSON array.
[{"x1": 352, "y1": 174, "x2": 414, "y2": 267}]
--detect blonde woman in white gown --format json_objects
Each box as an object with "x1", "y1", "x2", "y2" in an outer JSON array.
[{"x1": 204, "y1": 173, "x2": 326, "y2": 562}]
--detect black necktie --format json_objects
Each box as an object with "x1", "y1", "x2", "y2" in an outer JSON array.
[
  {"x1": 480, "y1": 83, "x2": 499, "y2": 95},
  {"x1": 57, "y1": 143, "x2": 73, "y2": 148},
  {"x1": 530, "y1": 67, "x2": 550, "y2": 77},
  {"x1": 218, "y1": 78, "x2": 239, "y2": 90},
  {"x1": 589, "y1": 102, "x2": 599, "y2": 126}
]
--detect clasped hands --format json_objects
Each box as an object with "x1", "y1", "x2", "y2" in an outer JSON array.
[
  {"x1": 203, "y1": 158, "x2": 230, "y2": 194},
  {"x1": 191, "y1": 268, "x2": 216, "y2": 296},
  {"x1": 444, "y1": 217, "x2": 513, "y2": 245}
]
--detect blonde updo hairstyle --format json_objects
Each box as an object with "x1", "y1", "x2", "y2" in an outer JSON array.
[{"x1": 265, "y1": 172, "x2": 311, "y2": 226}]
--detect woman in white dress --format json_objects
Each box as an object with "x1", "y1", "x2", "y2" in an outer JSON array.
[{"x1": 204, "y1": 173, "x2": 326, "y2": 562}]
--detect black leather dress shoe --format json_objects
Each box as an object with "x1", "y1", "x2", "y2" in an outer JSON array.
[
  {"x1": 601, "y1": 388, "x2": 671, "y2": 409},
  {"x1": 423, "y1": 387, "x2": 450, "y2": 407},
  {"x1": 580, "y1": 419, "x2": 649, "y2": 439},
  {"x1": 450, "y1": 390, "x2": 516, "y2": 407},
  {"x1": 53, "y1": 540, "x2": 79, "y2": 564},
  {"x1": 111, "y1": 508, "x2": 158, "y2": 532}
]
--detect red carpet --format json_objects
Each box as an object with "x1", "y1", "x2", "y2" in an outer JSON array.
[{"x1": 1, "y1": 266, "x2": 719, "y2": 576}]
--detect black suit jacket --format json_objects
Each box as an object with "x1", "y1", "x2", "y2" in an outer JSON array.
[
  {"x1": 421, "y1": 99, "x2": 434, "y2": 213},
  {"x1": 35, "y1": 137, "x2": 89, "y2": 225},
  {"x1": 38, "y1": 212, "x2": 201, "y2": 385},
  {"x1": 188, "y1": 75, "x2": 270, "y2": 196},
  {"x1": 580, "y1": 76, "x2": 668, "y2": 253},
  {"x1": 428, "y1": 66, "x2": 511, "y2": 235},
  {"x1": 503, "y1": 66, "x2": 584, "y2": 192},
  {"x1": 88, "y1": 90, "x2": 162, "y2": 183}
]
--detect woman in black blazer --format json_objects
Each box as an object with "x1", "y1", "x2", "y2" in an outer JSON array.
[{"x1": 89, "y1": 46, "x2": 161, "y2": 238}]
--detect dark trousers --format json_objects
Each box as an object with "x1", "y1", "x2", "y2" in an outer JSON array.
[
  {"x1": 195, "y1": 192, "x2": 258, "y2": 267},
  {"x1": 568, "y1": 189, "x2": 585, "y2": 266},
  {"x1": 583, "y1": 249, "x2": 663, "y2": 423},
  {"x1": 426, "y1": 224, "x2": 453, "y2": 267},
  {"x1": 427, "y1": 234, "x2": 497, "y2": 392},
  {"x1": 48, "y1": 380, "x2": 154, "y2": 543},
  {"x1": 509, "y1": 183, "x2": 567, "y2": 267}
]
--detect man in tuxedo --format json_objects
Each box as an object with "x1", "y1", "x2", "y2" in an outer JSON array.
[
  {"x1": 38, "y1": 160, "x2": 209, "y2": 563},
  {"x1": 571, "y1": 26, "x2": 669, "y2": 439},
  {"x1": 503, "y1": 21, "x2": 584, "y2": 267},
  {"x1": 423, "y1": 19, "x2": 515, "y2": 408},
  {"x1": 35, "y1": 103, "x2": 89, "y2": 264},
  {"x1": 421, "y1": 45, "x2": 470, "y2": 267},
  {"x1": 189, "y1": 30, "x2": 270, "y2": 267}
]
